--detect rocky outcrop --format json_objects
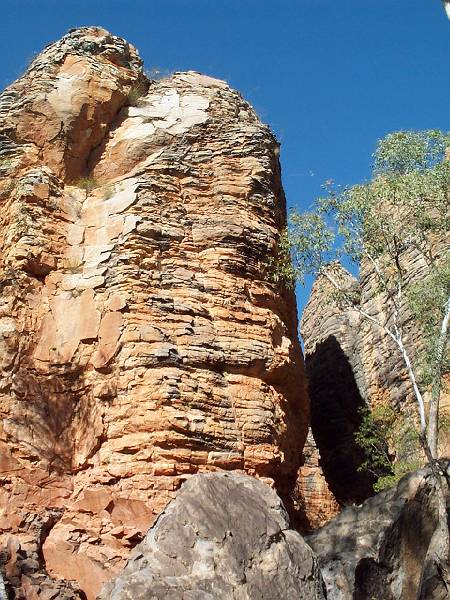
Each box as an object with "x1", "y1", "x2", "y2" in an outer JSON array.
[
  {"x1": 0, "y1": 28, "x2": 307, "y2": 598},
  {"x1": 307, "y1": 462, "x2": 450, "y2": 600},
  {"x1": 295, "y1": 430, "x2": 340, "y2": 530},
  {"x1": 296, "y1": 269, "x2": 375, "y2": 528},
  {"x1": 300, "y1": 244, "x2": 450, "y2": 523},
  {"x1": 98, "y1": 460, "x2": 450, "y2": 600},
  {"x1": 99, "y1": 472, "x2": 326, "y2": 600}
]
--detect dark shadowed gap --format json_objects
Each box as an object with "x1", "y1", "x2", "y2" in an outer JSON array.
[{"x1": 304, "y1": 335, "x2": 375, "y2": 504}]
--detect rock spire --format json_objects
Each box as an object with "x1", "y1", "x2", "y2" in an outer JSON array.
[{"x1": 0, "y1": 27, "x2": 307, "y2": 598}]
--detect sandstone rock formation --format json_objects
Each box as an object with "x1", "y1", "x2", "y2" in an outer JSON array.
[
  {"x1": 0, "y1": 27, "x2": 308, "y2": 599},
  {"x1": 100, "y1": 472, "x2": 327, "y2": 600},
  {"x1": 300, "y1": 247, "x2": 450, "y2": 523},
  {"x1": 296, "y1": 269, "x2": 374, "y2": 529},
  {"x1": 298, "y1": 269, "x2": 376, "y2": 520},
  {"x1": 295, "y1": 430, "x2": 340, "y2": 530},
  {"x1": 307, "y1": 462, "x2": 450, "y2": 600}
]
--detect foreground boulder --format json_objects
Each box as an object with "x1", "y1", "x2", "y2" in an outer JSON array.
[
  {"x1": 99, "y1": 473, "x2": 326, "y2": 599},
  {"x1": 307, "y1": 463, "x2": 450, "y2": 600}
]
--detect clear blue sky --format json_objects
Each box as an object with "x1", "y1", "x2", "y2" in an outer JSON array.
[{"x1": 1, "y1": 1, "x2": 448, "y2": 315}]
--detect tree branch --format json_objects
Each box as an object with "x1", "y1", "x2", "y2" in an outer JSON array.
[{"x1": 320, "y1": 265, "x2": 428, "y2": 437}]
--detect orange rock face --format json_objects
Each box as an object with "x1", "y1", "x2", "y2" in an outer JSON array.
[
  {"x1": 0, "y1": 28, "x2": 307, "y2": 598},
  {"x1": 296, "y1": 430, "x2": 340, "y2": 530}
]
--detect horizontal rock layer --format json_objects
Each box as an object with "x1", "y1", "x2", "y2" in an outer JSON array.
[{"x1": 0, "y1": 27, "x2": 307, "y2": 599}]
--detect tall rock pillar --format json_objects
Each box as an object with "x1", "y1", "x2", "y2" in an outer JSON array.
[{"x1": 0, "y1": 28, "x2": 308, "y2": 598}]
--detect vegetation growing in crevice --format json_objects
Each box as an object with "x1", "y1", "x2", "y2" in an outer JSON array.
[
  {"x1": 72, "y1": 176, "x2": 99, "y2": 192},
  {"x1": 126, "y1": 80, "x2": 148, "y2": 106},
  {"x1": 354, "y1": 404, "x2": 422, "y2": 492},
  {"x1": 264, "y1": 230, "x2": 296, "y2": 287}
]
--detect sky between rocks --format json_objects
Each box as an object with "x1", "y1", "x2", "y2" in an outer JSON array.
[{"x1": 1, "y1": 0, "x2": 448, "y2": 316}]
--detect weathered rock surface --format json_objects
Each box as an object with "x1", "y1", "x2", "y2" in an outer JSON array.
[
  {"x1": 295, "y1": 430, "x2": 340, "y2": 530},
  {"x1": 0, "y1": 28, "x2": 308, "y2": 598},
  {"x1": 307, "y1": 462, "x2": 450, "y2": 600},
  {"x1": 298, "y1": 269, "x2": 376, "y2": 521},
  {"x1": 300, "y1": 246, "x2": 450, "y2": 523},
  {"x1": 99, "y1": 472, "x2": 326, "y2": 600}
]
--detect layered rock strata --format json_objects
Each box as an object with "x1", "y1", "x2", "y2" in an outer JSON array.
[
  {"x1": 100, "y1": 473, "x2": 327, "y2": 600},
  {"x1": 0, "y1": 28, "x2": 307, "y2": 599},
  {"x1": 295, "y1": 430, "x2": 340, "y2": 530},
  {"x1": 300, "y1": 246, "x2": 450, "y2": 523}
]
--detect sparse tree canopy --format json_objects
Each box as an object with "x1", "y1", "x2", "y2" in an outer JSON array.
[{"x1": 288, "y1": 129, "x2": 449, "y2": 461}]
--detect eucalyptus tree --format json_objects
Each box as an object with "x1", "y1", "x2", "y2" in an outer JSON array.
[
  {"x1": 286, "y1": 129, "x2": 450, "y2": 577},
  {"x1": 288, "y1": 130, "x2": 449, "y2": 461},
  {"x1": 284, "y1": 130, "x2": 450, "y2": 588}
]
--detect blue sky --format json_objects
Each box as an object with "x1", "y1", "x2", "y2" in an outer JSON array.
[{"x1": 1, "y1": 0, "x2": 449, "y2": 315}]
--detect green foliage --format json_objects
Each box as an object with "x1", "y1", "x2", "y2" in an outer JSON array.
[
  {"x1": 73, "y1": 176, "x2": 99, "y2": 192},
  {"x1": 287, "y1": 128, "x2": 449, "y2": 470},
  {"x1": 354, "y1": 405, "x2": 394, "y2": 480},
  {"x1": 264, "y1": 230, "x2": 296, "y2": 287},
  {"x1": 408, "y1": 258, "x2": 450, "y2": 388},
  {"x1": 355, "y1": 404, "x2": 422, "y2": 492},
  {"x1": 287, "y1": 211, "x2": 334, "y2": 283},
  {"x1": 287, "y1": 129, "x2": 449, "y2": 361},
  {"x1": 288, "y1": 129, "x2": 449, "y2": 276},
  {"x1": 373, "y1": 130, "x2": 449, "y2": 175},
  {"x1": 374, "y1": 460, "x2": 423, "y2": 493},
  {"x1": 126, "y1": 81, "x2": 148, "y2": 106}
]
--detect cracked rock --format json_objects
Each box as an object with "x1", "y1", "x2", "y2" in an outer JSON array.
[
  {"x1": 0, "y1": 25, "x2": 307, "y2": 600},
  {"x1": 99, "y1": 473, "x2": 326, "y2": 600}
]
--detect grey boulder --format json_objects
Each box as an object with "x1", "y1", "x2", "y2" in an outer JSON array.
[
  {"x1": 307, "y1": 462, "x2": 450, "y2": 600},
  {"x1": 99, "y1": 472, "x2": 326, "y2": 599}
]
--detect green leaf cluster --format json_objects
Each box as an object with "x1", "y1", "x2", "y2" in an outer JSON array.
[
  {"x1": 408, "y1": 258, "x2": 450, "y2": 387},
  {"x1": 354, "y1": 404, "x2": 422, "y2": 492},
  {"x1": 73, "y1": 176, "x2": 99, "y2": 192},
  {"x1": 264, "y1": 230, "x2": 296, "y2": 287},
  {"x1": 287, "y1": 130, "x2": 449, "y2": 288},
  {"x1": 373, "y1": 130, "x2": 449, "y2": 175}
]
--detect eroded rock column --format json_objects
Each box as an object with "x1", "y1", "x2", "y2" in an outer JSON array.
[{"x1": 0, "y1": 28, "x2": 308, "y2": 599}]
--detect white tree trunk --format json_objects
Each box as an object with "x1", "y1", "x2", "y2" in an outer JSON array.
[{"x1": 444, "y1": 1, "x2": 450, "y2": 19}]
